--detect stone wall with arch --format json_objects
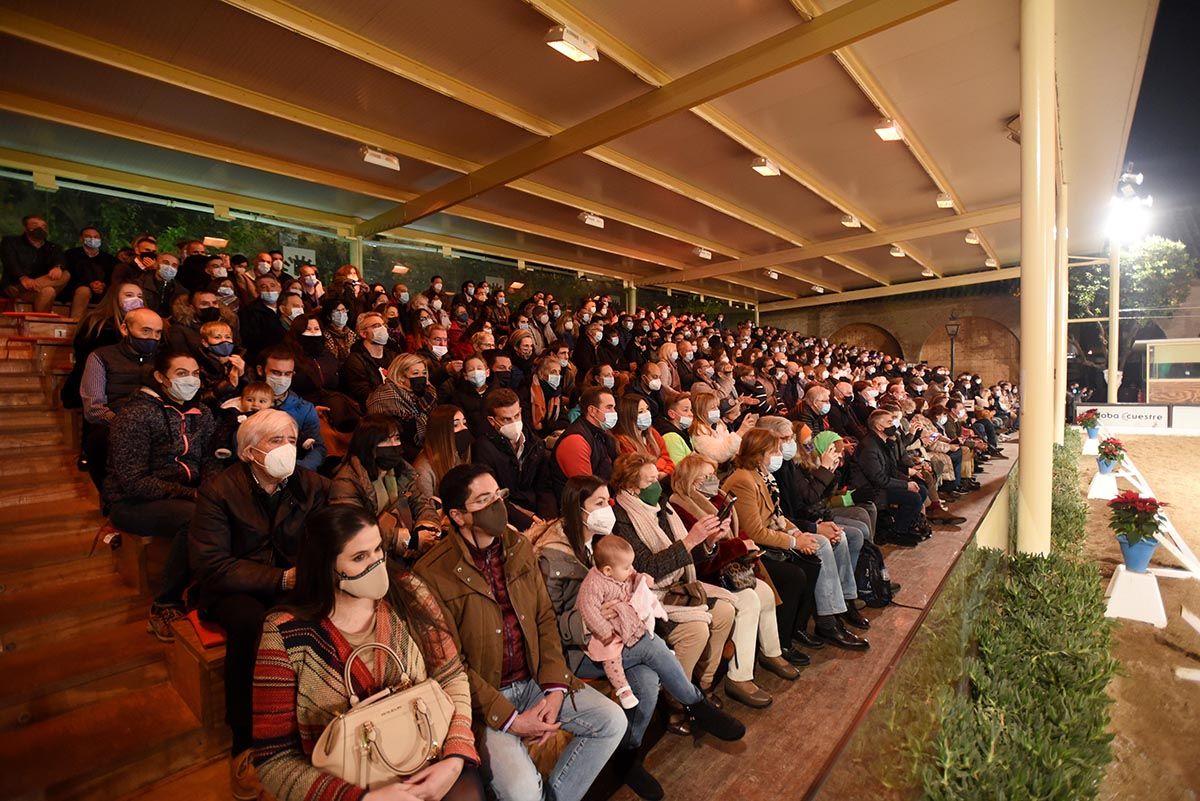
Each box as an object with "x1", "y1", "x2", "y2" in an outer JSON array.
[
  {"x1": 830, "y1": 323, "x2": 904, "y2": 357},
  {"x1": 920, "y1": 316, "x2": 1019, "y2": 384}
]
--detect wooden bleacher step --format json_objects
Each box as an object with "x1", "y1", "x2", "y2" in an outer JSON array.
[
  {"x1": 0, "y1": 445, "x2": 79, "y2": 477},
  {"x1": 0, "y1": 681, "x2": 223, "y2": 801},
  {"x1": 0, "y1": 571, "x2": 144, "y2": 654}
]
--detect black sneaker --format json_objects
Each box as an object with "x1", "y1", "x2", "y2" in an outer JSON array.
[
  {"x1": 685, "y1": 698, "x2": 745, "y2": 741},
  {"x1": 614, "y1": 749, "x2": 664, "y2": 801}
]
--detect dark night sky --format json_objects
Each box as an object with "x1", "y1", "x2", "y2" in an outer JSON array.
[{"x1": 1124, "y1": 0, "x2": 1200, "y2": 219}]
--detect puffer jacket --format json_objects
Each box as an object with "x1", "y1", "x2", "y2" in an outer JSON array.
[
  {"x1": 527, "y1": 520, "x2": 590, "y2": 672},
  {"x1": 103, "y1": 387, "x2": 216, "y2": 507}
]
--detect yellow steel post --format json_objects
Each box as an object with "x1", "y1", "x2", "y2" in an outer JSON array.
[{"x1": 1054, "y1": 183, "x2": 1069, "y2": 444}]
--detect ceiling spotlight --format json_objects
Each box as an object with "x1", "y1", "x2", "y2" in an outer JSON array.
[
  {"x1": 921, "y1": 267, "x2": 935, "y2": 277},
  {"x1": 693, "y1": 246, "x2": 713, "y2": 260},
  {"x1": 1120, "y1": 183, "x2": 1136, "y2": 198},
  {"x1": 391, "y1": 263, "x2": 410, "y2": 274},
  {"x1": 202, "y1": 236, "x2": 228, "y2": 249},
  {"x1": 936, "y1": 192, "x2": 954, "y2": 209},
  {"x1": 1120, "y1": 170, "x2": 1144, "y2": 186},
  {"x1": 811, "y1": 285, "x2": 825, "y2": 294},
  {"x1": 545, "y1": 25, "x2": 599, "y2": 62},
  {"x1": 874, "y1": 118, "x2": 902, "y2": 141},
  {"x1": 964, "y1": 231, "x2": 980, "y2": 245},
  {"x1": 840, "y1": 214, "x2": 861, "y2": 228},
  {"x1": 889, "y1": 245, "x2": 905, "y2": 258},
  {"x1": 578, "y1": 211, "x2": 605, "y2": 228},
  {"x1": 751, "y1": 156, "x2": 780, "y2": 176},
  {"x1": 766, "y1": 270, "x2": 779, "y2": 280},
  {"x1": 441, "y1": 245, "x2": 454, "y2": 258},
  {"x1": 985, "y1": 257, "x2": 998, "y2": 268},
  {"x1": 360, "y1": 145, "x2": 400, "y2": 171},
  {"x1": 508, "y1": 281, "x2": 525, "y2": 291}
]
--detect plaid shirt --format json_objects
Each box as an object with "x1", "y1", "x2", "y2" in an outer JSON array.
[{"x1": 466, "y1": 538, "x2": 532, "y2": 689}]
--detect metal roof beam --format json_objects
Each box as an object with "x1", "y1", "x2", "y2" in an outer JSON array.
[
  {"x1": 355, "y1": 0, "x2": 956, "y2": 236},
  {"x1": 642, "y1": 202, "x2": 1020, "y2": 285}
]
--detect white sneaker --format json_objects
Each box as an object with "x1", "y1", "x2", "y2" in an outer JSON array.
[{"x1": 616, "y1": 686, "x2": 639, "y2": 709}]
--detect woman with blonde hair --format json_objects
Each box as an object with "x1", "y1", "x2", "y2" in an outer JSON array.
[
  {"x1": 670, "y1": 453, "x2": 800, "y2": 707},
  {"x1": 613, "y1": 393, "x2": 674, "y2": 482},
  {"x1": 689, "y1": 391, "x2": 755, "y2": 467},
  {"x1": 366, "y1": 353, "x2": 436, "y2": 461},
  {"x1": 656, "y1": 341, "x2": 681, "y2": 392}
]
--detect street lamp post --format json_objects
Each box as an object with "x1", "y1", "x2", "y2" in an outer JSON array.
[{"x1": 945, "y1": 318, "x2": 961, "y2": 378}]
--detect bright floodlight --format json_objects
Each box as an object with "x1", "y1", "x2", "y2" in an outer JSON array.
[{"x1": 1107, "y1": 196, "x2": 1151, "y2": 243}]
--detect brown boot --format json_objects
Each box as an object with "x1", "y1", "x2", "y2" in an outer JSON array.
[
  {"x1": 230, "y1": 749, "x2": 260, "y2": 801},
  {"x1": 757, "y1": 654, "x2": 801, "y2": 681},
  {"x1": 724, "y1": 679, "x2": 772, "y2": 708}
]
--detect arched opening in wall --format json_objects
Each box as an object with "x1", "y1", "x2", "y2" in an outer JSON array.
[
  {"x1": 830, "y1": 323, "x2": 903, "y2": 357},
  {"x1": 919, "y1": 317, "x2": 1019, "y2": 384}
]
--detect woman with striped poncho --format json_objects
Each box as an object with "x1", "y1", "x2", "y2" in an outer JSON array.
[{"x1": 252, "y1": 504, "x2": 484, "y2": 801}]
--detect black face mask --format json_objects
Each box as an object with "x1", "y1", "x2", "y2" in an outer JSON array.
[
  {"x1": 197, "y1": 307, "x2": 221, "y2": 324},
  {"x1": 300, "y1": 335, "x2": 324, "y2": 357},
  {"x1": 493, "y1": 371, "x2": 512, "y2": 388},
  {"x1": 375, "y1": 444, "x2": 405, "y2": 471},
  {"x1": 454, "y1": 428, "x2": 473, "y2": 455},
  {"x1": 883, "y1": 424, "x2": 899, "y2": 437},
  {"x1": 409, "y1": 376, "x2": 428, "y2": 396}
]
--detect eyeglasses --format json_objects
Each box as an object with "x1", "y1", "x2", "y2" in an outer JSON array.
[
  {"x1": 138, "y1": 251, "x2": 158, "y2": 259},
  {"x1": 466, "y1": 487, "x2": 509, "y2": 511}
]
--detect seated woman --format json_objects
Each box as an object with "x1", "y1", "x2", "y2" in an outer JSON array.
[
  {"x1": 523, "y1": 352, "x2": 569, "y2": 445},
  {"x1": 689, "y1": 392, "x2": 754, "y2": 468},
  {"x1": 189, "y1": 409, "x2": 330, "y2": 796},
  {"x1": 367, "y1": 354, "x2": 436, "y2": 463},
  {"x1": 441, "y1": 354, "x2": 491, "y2": 438},
  {"x1": 612, "y1": 393, "x2": 674, "y2": 484},
  {"x1": 723, "y1": 429, "x2": 870, "y2": 653},
  {"x1": 63, "y1": 281, "x2": 144, "y2": 410},
  {"x1": 506, "y1": 329, "x2": 536, "y2": 390},
  {"x1": 529, "y1": 475, "x2": 743, "y2": 798},
  {"x1": 331, "y1": 414, "x2": 439, "y2": 563},
  {"x1": 789, "y1": 422, "x2": 877, "y2": 542},
  {"x1": 669, "y1": 454, "x2": 801, "y2": 706},
  {"x1": 608, "y1": 453, "x2": 736, "y2": 729},
  {"x1": 286, "y1": 314, "x2": 342, "y2": 400},
  {"x1": 412, "y1": 405, "x2": 472, "y2": 524},
  {"x1": 104, "y1": 348, "x2": 215, "y2": 642},
  {"x1": 319, "y1": 298, "x2": 359, "y2": 362},
  {"x1": 195, "y1": 319, "x2": 246, "y2": 405},
  {"x1": 252, "y1": 504, "x2": 484, "y2": 801}
]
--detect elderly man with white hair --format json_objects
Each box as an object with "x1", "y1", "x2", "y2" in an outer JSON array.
[{"x1": 188, "y1": 408, "x2": 330, "y2": 800}]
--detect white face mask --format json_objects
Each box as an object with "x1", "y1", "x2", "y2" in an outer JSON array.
[
  {"x1": 265, "y1": 374, "x2": 292, "y2": 396},
  {"x1": 168, "y1": 376, "x2": 201, "y2": 402},
  {"x1": 781, "y1": 440, "x2": 798, "y2": 461},
  {"x1": 585, "y1": 504, "x2": 616, "y2": 536},
  {"x1": 499, "y1": 420, "x2": 522, "y2": 442},
  {"x1": 338, "y1": 558, "x2": 389, "y2": 599},
  {"x1": 212, "y1": 267, "x2": 228, "y2": 279},
  {"x1": 431, "y1": 344, "x2": 448, "y2": 358},
  {"x1": 601, "y1": 410, "x2": 618, "y2": 430},
  {"x1": 256, "y1": 261, "x2": 272, "y2": 275},
  {"x1": 466, "y1": 369, "x2": 487, "y2": 388},
  {"x1": 545, "y1": 373, "x2": 562, "y2": 389},
  {"x1": 708, "y1": 409, "x2": 720, "y2": 424},
  {"x1": 678, "y1": 415, "x2": 693, "y2": 429},
  {"x1": 601, "y1": 375, "x2": 615, "y2": 389},
  {"x1": 255, "y1": 443, "x2": 297, "y2": 479},
  {"x1": 370, "y1": 326, "x2": 390, "y2": 345},
  {"x1": 647, "y1": 378, "x2": 662, "y2": 391},
  {"x1": 636, "y1": 410, "x2": 652, "y2": 430},
  {"x1": 272, "y1": 258, "x2": 284, "y2": 270}
]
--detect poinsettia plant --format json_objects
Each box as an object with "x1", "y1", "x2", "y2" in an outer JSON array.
[
  {"x1": 1097, "y1": 437, "x2": 1125, "y2": 463},
  {"x1": 1107, "y1": 490, "x2": 1165, "y2": 545},
  {"x1": 1077, "y1": 408, "x2": 1100, "y2": 430}
]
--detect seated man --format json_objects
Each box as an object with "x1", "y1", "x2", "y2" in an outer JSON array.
[
  {"x1": 188, "y1": 409, "x2": 329, "y2": 798},
  {"x1": 473, "y1": 388, "x2": 557, "y2": 529},
  {"x1": 848, "y1": 409, "x2": 927, "y2": 543},
  {"x1": 796, "y1": 384, "x2": 832, "y2": 435},
  {"x1": 80, "y1": 308, "x2": 163, "y2": 492},
  {"x1": 415, "y1": 464, "x2": 626, "y2": 801},
  {"x1": 63, "y1": 226, "x2": 116, "y2": 319},
  {"x1": 550, "y1": 386, "x2": 619, "y2": 496},
  {"x1": 0, "y1": 214, "x2": 71, "y2": 313},
  {"x1": 255, "y1": 346, "x2": 327, "y2": 471},
  {"x1": 238, "y1": 274, "x2": 286, "y2": 355}
]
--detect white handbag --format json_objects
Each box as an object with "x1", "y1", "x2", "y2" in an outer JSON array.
[{"x1": 313, "y1": 642, "x2": 456, "y2": 788}]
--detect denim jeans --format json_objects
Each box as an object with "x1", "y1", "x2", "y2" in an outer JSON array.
[
  {"x1": 835, "y1": 518, "x2": 866, "y2": 572},
  {"x1": 833, "y1": 505, "x2": 874, "y2": 542},
  {"x1": 481, "y1": 679, "x2": 626, "y2": 801},
  {"x1": 577, "y1": 633, "x2": 702, "y2": 748},
  {"x1": 810, "y1": 532, "x2": 856, "y2": 616}
]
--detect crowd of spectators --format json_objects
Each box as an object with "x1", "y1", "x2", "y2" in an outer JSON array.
[{"x1": 2, "y1": 218, "x2": 1018, "y2": 801}]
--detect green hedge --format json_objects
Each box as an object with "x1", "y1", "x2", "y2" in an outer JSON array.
[{"x1": 921, "y1": 425, "x2": 1116, "y2": 801}]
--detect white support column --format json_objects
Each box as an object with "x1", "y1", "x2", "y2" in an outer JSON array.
[
  {"x1": 624, "y1": 281, "x2": 637, "y2": 312},
  {"x1": 349, "y1": 237, "x2": 364, "y2": 271},
  {"x1": 1016, "y1": 0, "x2": 1056, "y2": 555},
  {"x1": 1054, "y1": 183, "x2": 1069, "y2": 443},
  {"x1": 753, "y1": 304, "x2": 760, "y2": 326},
  {"x1": 1108, "y1": 246, "x2": 1121, "y2": 403}
]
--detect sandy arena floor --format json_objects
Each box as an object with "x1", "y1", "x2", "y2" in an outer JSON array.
[{"x1": 1084, "y1": 435, "x2": 1200, "y2": 801}]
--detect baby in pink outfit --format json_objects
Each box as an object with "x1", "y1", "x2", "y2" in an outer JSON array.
[{"x1": 577, "y1": 536, "x2": 667, "y2": 708}]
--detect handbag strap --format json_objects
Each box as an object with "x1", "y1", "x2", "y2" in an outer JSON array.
[{"x1": 343, "y1": 642, "x2": 410, "y2": 705}]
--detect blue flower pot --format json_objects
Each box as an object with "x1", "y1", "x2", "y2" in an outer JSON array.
[
  {"x1": 1117, "y1": 534, "x2": 1159, "y2": 574},
  {"x1": 1086, "y1": 427, "x2": 1100, "y2": 439},
  {"x1": 1097, "y1": 458, "x2": 1118, "y2": 474}
]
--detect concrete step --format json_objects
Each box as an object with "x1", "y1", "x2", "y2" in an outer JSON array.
[
  {"x1": 0, "y1": 681, "x2": 205, "y2": 800},
  {"x1": 0, "y1": 620, "x2": 167, "y2": 731}
]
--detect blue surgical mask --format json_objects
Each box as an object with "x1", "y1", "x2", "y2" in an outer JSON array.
[
  {"x1": 399, "y1": 292, "x2": 410, "y2": 303},
  {"x1": 158, "y1": 265, "x2": 177, "y2": 281},
  {"x1": 261, "y1": 290, "x2": 280, "y2": 304},
  {"x1": 636, "y1": 410, "x2": 652, "y2": 430},
  {"x1": 781, "y1": 440, "x2": 797, "y2": 460},
  {"x1": 207, "y1": 341, "x2": 235, "y2": 357},
  {"x1": 546, "y1": 373, "x2": 562, "y2": 390},
  {"x1": 819, "y1": 402, "x2": 831, "y2": 415},
  {"x1": 331, "y1": 310, "x2": 349, "y2": 328},
  {"x1": 767, "y1": 454, "x2": 784, "y2": 473}
]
